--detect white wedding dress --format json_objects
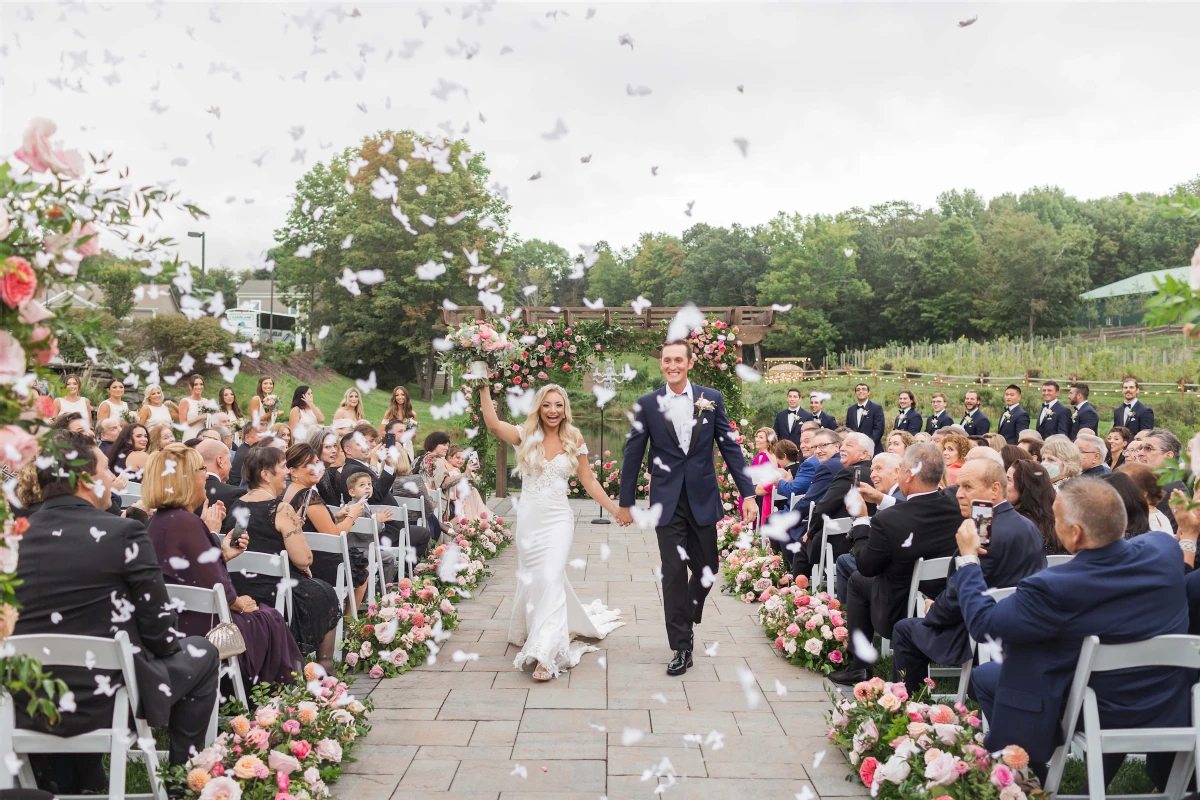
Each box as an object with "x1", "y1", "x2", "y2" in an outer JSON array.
[{"x1": 509, "y1": 445, "x2": 624, "y2": 677}]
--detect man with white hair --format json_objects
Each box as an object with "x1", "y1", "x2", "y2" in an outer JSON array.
[
  {"x1": 965, "y1": 445, "x2": 1004, "y2": 467},
  {"x1": 1017, "y1": 429, "x2": 1043, "y2": 444},
  {"x1": 837, "y1": 452, "x2": 905, "y2": 600},
  {"x1": 96, "y1": 417, "x2": 122, "y2": 454},
  {"x1": 790, "y1": 431, "x2": 876, "y2": 581},
  {"x1": 1075, "y1": 433, "x2": 1109, "y2": 477}
]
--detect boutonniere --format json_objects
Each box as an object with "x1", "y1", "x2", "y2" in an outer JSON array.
[
  {"x1": 694, "y1": 397, "x2": 715, "y2": 415},
  {"x1": 1071, "y1": 409, "x2": 1078, "y2": 421},
  {"x1": 1001, "y1": 411, "x2": 1012, "y2": 424},
  {"x1": 1045, "y1": 410, "x2": 1054, "y2": 419}
]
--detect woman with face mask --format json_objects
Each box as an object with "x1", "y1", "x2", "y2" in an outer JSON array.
[{"x1": 1040, "y1": 437, "x2": 1082, "y2": 489}]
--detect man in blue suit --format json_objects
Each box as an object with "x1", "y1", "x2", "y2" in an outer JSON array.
[
  {"x1": 778, "y1": 429, "x2": 842, "y2": 568},
  {"x1": 960, "y1": 390, "x2": 991, "y2": 436},
  {"x1": 775, "y1": 422, "x2": 821, "y2": 509},
  {"x1": 954, "y1": 478, "x2": 1191, "y2": 788},
  {"x1": 1114, "y1": 377, "x2": 1155, "y2": 436},
  {"x1": 618, "y1": 340, "x2": 757, "y2": 676},
  {"x1": 997, "y1": 385, "x2": 1031, "y2": 445},
  {"x1": 1068, "y1": 382, "x2": 1100, "y2": 440},
  {"x1": 1036, "y1": 381, "x2": 1072, "y2": 439},
  {"x1": 846, "y1": 383, "x2": 885, "y2": 455},
  {"x1": 925, "y1": 392, "x2": 954, "y2": 434},
  {"x1": 772, "y1": 387, "x2": 813, "y2": 448},
  {"x1": 889, "y1": 458, "x2": 1046, "y2": 694},
  {"x1": 809, "y1": 392, "x2": 838, "y2": 431},
  {"x1": 892, "y1": 390, "x2": 923, "y2": 435}
]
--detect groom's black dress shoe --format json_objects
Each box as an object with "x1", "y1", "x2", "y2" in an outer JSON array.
[
  {"x1": 828, "y1": 667, "x2": 869, "y2": 686},
  {"x1": 667, "y1": 649, "x2": 694, "y2": 676}
]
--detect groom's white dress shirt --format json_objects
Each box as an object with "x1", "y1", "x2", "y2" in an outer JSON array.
[{"x1": 665, "y1": 381, "x2": 695, "y2": 453}]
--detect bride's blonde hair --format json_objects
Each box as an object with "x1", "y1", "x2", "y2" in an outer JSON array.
[{"x1": 514, "y1": 383, "x2": 585, "y2": 478}]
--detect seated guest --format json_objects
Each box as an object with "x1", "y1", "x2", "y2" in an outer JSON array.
[
  {"x1": 337, "y1": 424, "x2": 396, "y2": 504},
  {"x1": 1138, "y1": 429, "x2": 1188, "y2": 532},
  {"x1": 984, "y1": 433, "x2": 1007, "y2": 452},
  {"x1": 108, "y1": 422, "x2": 148, "y2": 477},
  {"x1": 228, "y1": 420, "x2": 264, "y2": 487},
  {"x1": 12, "y1": 431, "x2": 219, "y2": 788},
  {"x1": 964, "y1": 443, "x2": 1004, "y2": 467},
  {"x1": 795, "y1": 432, "x2": 877, "y2": 580},
  {"x1": 886, "y1": 430, "x2": 913, "y2": 457},
  {"x1": 308, "y1": 428, "x2": 344, "y2": 505},
  {"x1": 442, "y1": 444, "x2": 489, "y2": 522},
  {"x1": 1118, "y1": 463, "x2": 1172, "y2": 534},
  {"x1": 829, "y1": 444, "x2": 962, "y2": 685},
  {"x1": 776, "y1": 422, "x2": 820, "y2": 508},
  {"x1": 267, "y1": 422, "x2": 293, "y2": 449},
  {"x1": 229, "y1": 446, "x2": 341, "y2": 672},
  {"x1": 1100, "y1": 471, "x2": 1151, "y2": 538},
  {"x1": 1107, "y1": 426, "x2": 1132, "y2": 468},
  {"x1": 143, "y1": 443, "x2": 302, "y2": 691},
  {"x1": 777, "y1": 429, "x2": 842, "y2": 569},
  {"x1": 890, "y1": 458, "x2": 1046, "y2": 694},
  {"x1": 772, "y1": 387, "x2": 813, "y2": 447},
  {"x1": 197, "y1": 438, "x2": 244, "y2": 509},
  {"x1": 1018, "y1": 438, "x2": 1043, "y2": 463},
  {"x1": 940, "y1": 432, "x2": 970, "y2": 484},
  {"x1": 954, "y1": 477, "x2": 1191, "y2": 790},
  {"x1": 95, "y1": 417, "x2": 121, "y2": 454},
  {"x1": 836, "y1": 451, "x2": 905, "y2": 600},
  {"x1": 283, "y1": 443, "x2": 372, "y2": 607},
  {"x1": 420, "y1": 430, "x2": 451, "y2": 491},
  {"x1": 1041, "y1": 436, "x2": 1082, "y2": 489},
  {"x1": 1008, "y1": 459, "x2": 1064, "y2": 555},
  {"x1": 1075, "y1": 433, "x2": 1109, "y2": 477},
  {"x1": 1000, "y1": 444, "x2": 1032, "y2": 471},
  {"x1": 388, "y1": 445, "x2": 439, "y2": 554},
  {"x1": 340, "y1": 470, "x2": 398, "y2": 582},
  {"x1": 772, "y1": 438, "x2": 800, "y2": 485},
  {"x1": 50, "y1": 412, "x2": 87, "y2": 434}
]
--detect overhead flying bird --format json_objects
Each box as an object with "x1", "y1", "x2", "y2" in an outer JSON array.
[{"x1": 958, "y1": 14, "x2": 978, "y2": 27}]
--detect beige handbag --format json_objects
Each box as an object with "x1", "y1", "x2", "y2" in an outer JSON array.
[{"x1": 206, "y1": 619, "x2": 246, "y2": 660}]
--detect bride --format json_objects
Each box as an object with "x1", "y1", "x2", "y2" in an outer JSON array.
[{"x1": 479, "y1": 382, "x2": 625, "y2": 681}]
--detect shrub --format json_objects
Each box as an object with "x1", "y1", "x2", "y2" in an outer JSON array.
[{"x1": 128, "y1": 314, "x2": 233, "y2": 375}]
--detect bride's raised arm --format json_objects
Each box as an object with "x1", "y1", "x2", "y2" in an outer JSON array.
[
  {"x1": 479, "y1": 384, "x2": 523, "y2": 447},
  {"x1": 575, "y1": 452, "x2": 622, "y2": 518}
]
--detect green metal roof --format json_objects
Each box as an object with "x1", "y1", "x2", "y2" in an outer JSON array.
[{"x1": 1080, "y1": 267, "x2": 1190, "y2": 300}]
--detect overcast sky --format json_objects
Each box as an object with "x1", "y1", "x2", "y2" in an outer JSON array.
[{"x1": 3, "y1": 1, "x2": 1198, "y2": 276}]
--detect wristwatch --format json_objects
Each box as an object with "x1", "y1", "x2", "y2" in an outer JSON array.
[{"x1": 955, "y1": 555, "x2": 981, "y2": 569}]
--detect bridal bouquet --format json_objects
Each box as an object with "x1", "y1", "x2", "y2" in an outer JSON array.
[
  {"x1": 439, "y1": 320, "x2": 515, "y2": 380},
  {"x1": 261, "y1": 394, "x2": 280, "y2": 417}
]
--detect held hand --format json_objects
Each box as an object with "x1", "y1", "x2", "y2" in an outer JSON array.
[
  {"x1": 1170, "y1": 488, "x2": 1200, "y2": 540},
  {"x1": 613, "y1": 507, "x2": 634, "y2": 527},
  {"x1": 231, "y1": 595, "x2": 258, "y2": 613},
  {"x1": 740, "y1": 496, "x2": 758, "y2": 523},
  {"x1": 857, "y1": 482, "x2": 884, "y2": 506},
  {"x1": 221, "y1": 529, "x2": 248, "y2": 561},
  {"x1": 956, "y1": 518, "x2": 988, "y2": 557}
]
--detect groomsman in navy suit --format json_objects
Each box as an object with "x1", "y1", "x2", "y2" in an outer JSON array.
[
  {"x1": 960, "y1": 390, "x2": 990, "y2": 435},
  {"x1": 892, "y1": 390, "x2": 923, "y2": 435},
  {"x1": 924, "y1": 393, "x2": 954, "y2": 434},
  {"x1": 1036, "y1": 381, "x2": 1072, "y2": 439},
  {"x1": 846, "y1": 383, "x2": 885, "y2": 454},
  {"x1": 1068, "y1": 382, "x2": 1100, "y2": 440},
  {"x1": 772, "y1": 388, "x2": 813, "y2": 447},
  {"x1": 809, "y1": 392, "x2": 838, "y2": 431},
  {"x1": 1114, "y1": 377, "x2": 1155, "y2": 436},
  {"x1": 997, "y1": 385, "x2": 1030, "y2": 445}
]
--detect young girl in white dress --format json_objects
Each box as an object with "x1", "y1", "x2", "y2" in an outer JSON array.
[{"x1": 479, "y1": 382, "x2": 624, "y2": 681}]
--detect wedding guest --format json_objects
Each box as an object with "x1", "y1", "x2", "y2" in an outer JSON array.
[
  {"x1": 228, "y1": 445, "x2": 341, "y2": 671},
  {"x1": 127, "y1": 422, "x2": 174, "y2": 475},
  {"x1": 954, "y1": 477, "x2": 1189, "y2": 789},
  {"x1": 1067, "y1": 382, "x2": 1099, "y2": 440},
  {"x1": 108, "y1": 423, "x2": 148, "y2": 477},
  {"x1": 95, "y1": 417, "x2": 121, "y2": 454},
  {"x1": 267, "y1": 422, "x2": 293, "y2": 449},
  {"x1": 1018, "y1": 438, "x2": 1043, "y2": 463},
  {"x1": 893, "y1": 390, "x2": 923, "y2": 435},
  {"x1": 249, "y1": 376, "x2": 281, "y2": 426},
  {"x1": 95, "y1": 378, "x2": 128, "y2": 425},
  {"x1": 283, "y1": 443, "x2": 371, "y2": 607},
  {"x1": 837, "y1": 451, "x2": 906, "y2": 599},
  {"x1": 178, "y1": 374, "x2": 212, "y2": 440},
  {"x1": 793, "y1": 432, "x2": 874, "y2": 580},
  {"x1": 288, "y1": 385, "x2": 325, "y2": 441},
  {"x1": 340, "y1": 470, "x2": 398, "y2": 582},
  {"x1": 338, "y1": 424, "x2": 396, "y2": 502},
  {"x1": 997, "y1": 384, "x2": 1030, "y2": 445},
  {"x1": 1100, "y1": 471, "x2": 1151, "y2": 537},
  {"x1": 1035, "y1": 381, "x2": 1071, "y2": 439},
  {"x1": 751, "y1": 427, "x2": 778, "y2": 526},
  {"x1": 143, "y1": 443, "x2": 302, "y2": 690},
  {"x1": 1117, "y1": 463, "x2": 1172, "y2": 533},
  {"x1": 1114, "y1": 377, "x2": 1155, "y2": 436},
  {"x1": 779, "y1": 429, "x2": 841, "y2": 560},
  {"x1": 196, "y1": 438, "x2": 244, "y2": 509},
  {"x1": 846, "y1": 383, "x2": 885, "y2": 455},
  {"x1": 940, "y1": 432, "x2": 970, "y2": 484},
  {"x1": 51, "y1": 375, "x2": 92, "y2": 431},
  {"x1": 1075, "y1": 433, "x2": 1109, "y2": 477},
  {"x1": 309, "y1": 428, "x2": 345, "y2": 505},
  {"x1": 772, "y1": 387, "x2": 812, "y2": 447},
  {"x1": 1138, "y1": 429, "x2": 1187, "y2": 532},
  {"x1": 925, "y1": 392, "x2": 953, "y2": 434},
  {"x1": 809, "y1": 392, "x2": 838, "y2": 430},
  {"x1": 51, "y1": 412, "x2": 87, "y2": 434},
  {"x1": 1000, "y1": 444, "x2": 1032, "y2": 471},
  {"x1": 1107, "y1": 426, "x2": 1133, "y2": 468},
  {"x1": 985, "y1": 433, "x2": 1007, "y2": 451},
  {"x1": 389, "y1": 445, "x2": 440, "y2": 551},
  {"x1": 776, "y1": 424, "x2": 821, "y2": 509},
  {"x1": 886, "y1": 430, "x2": 914, "y2": 456},
  {"x1": 797, "y1": 420, "x2": 819, "y2": 459},
  {"x1": 771, "y1": 439, "x2": 800, "y2": 482},
  {"x1": 137, "y1": 383, "x2": 177, "y2": 428},
  {"x1": 332, "y1": 387, "x2": 365, "y2": 432},
  {"x1": 420, "y1": 430, "x2": 451, "y2": 491},
  {"x1": 381, "y1": 386, "x2": 419, "y2": 460},
  {"x1": 228, "y1": 421, "x2": 263, "y2": 487},
  {"x1": 960, "y1": 390, "x2": 990, "y2": 435},
  {"x1": 1041, "y1": 436, "x2": 1082, "y2": 488},
  {"x1": 913, "y1": 432, "x2": 932, "y2": 444},
  {"x1": 1008, "y1": 459, "x2": 1064, "y2": 554},
  {"x1": 442, "y1": 444, "x2": 489, "y2": 521}
]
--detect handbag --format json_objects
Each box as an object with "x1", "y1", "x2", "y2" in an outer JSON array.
[{"x1": 206, "y1": 616, "x2": 246, "y2": 660}]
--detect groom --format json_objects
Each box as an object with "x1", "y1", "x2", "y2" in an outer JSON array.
[{"x1": 616, "y1": 340, "x2": 757, "y2": 675}]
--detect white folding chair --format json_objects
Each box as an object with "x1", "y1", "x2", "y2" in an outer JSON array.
[
  {"x1": 351, "y1": 515, "x2": 385, "y2": 605},
  {"x1": 1044, "y1": 634, "x2": 1200, "y2": 800},
  {"x1": 121, "y1": 481, "x2": 142, "y2": 500},
  {"x1": 902, "y1": 556, "x2": 960, "y2": 698},
  {"x1": 811, "y1": 517, "x2": 854, "y2": 598},
  {"x1": 392, "y1": 496, "x2": 423, "y2": 579},
  {"x1": 1047, "y1": 554, "x2": 1075, "y2": 568},
  {"x1": 0, "y1": 631, "x2": 166, "y2": 800},
  {"x1": 165, "y1": 583, "x2": 249, "y2": 728},
  {"x1": 302, "y1": 532, "x2": 356, "y2": 661},
  {"x1": 227, "y1": 549, "x2": 293, "y2": 621},
  {"x1": 789, "y1": 493, "x2": 805, "y2": 511}
]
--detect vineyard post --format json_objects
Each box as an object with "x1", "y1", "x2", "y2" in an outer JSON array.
[
  {"x1": 1180, "y1": 379, "x2": 1186, "y2": 403},
  {"x1": 873, "y1": 369, "x2": 878, "y2": 389},
  {"x1": 903, "y1": 369, "x2": 908, "y2": 389}
]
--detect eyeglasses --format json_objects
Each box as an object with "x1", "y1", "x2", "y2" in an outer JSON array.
[
  {"x1": 814, "y1": 442, "x2": 838, "y2": 450},
  {"x1": 1140, "y1": 445, "x2": 1167, "y2": 454}
]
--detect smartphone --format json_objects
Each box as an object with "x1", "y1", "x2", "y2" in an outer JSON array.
[
  {"x1": 971, "y1": 500, "x2": 994, "y2": 546},
  {"x1": 384, "y1": 432, "x2": 396, "y2": 448},
  {"x1": 852, "y1": 466, "x2": 862, "y2": 487}
]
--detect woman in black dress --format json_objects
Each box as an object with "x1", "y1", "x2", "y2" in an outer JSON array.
[
  {"x1": 228, "y1": 445, "x2": 341, "y2": 671},
  {"x1": 142, "y1": 443, "x2": 302, "y2": 689},
  {"x1": 107, "y1": 423, "x2": 148, "y2": 478},
  {"x1": 307, "y1": 428, "x2": 343, "y2": 506}
]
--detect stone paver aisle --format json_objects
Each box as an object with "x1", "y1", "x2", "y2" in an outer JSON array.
[{"x1": 337, "y1": 498, "x2": 868, "y2": 800}]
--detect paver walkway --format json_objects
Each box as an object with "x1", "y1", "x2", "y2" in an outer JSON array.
[{"x1": 336, "y1": 498, "x2": 868, "y2": 800}]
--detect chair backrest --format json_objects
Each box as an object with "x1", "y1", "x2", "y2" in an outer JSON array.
[
  {"x1": 349, "y1": 516, "x2": 378, "y2": 536},
  {"x1": 303, "y1": 531, "x2": 349, "y2": 556},
  {"x1": 6, "y1": 631, "x2": 140, "y2": 716},
  {"x1": 226, "y1": 549, "x2": 288, "y2": 578},
  {"x1": 907, "y1": 556, "x2": 954, "y2": 618},
  {"x1": 984, "y1": 586, "x2": 1017, "y2": 602},
  {"x1": 805, "y1": 501, "x2": 815, "y2": 531},
  {"x1": 790, "y1": 493, "x2": 804, "y2": 511},
  {"x1": 1046, "y1": 554, "x2": 1074, "y2": 567},
  {"x1": 824, "y1": 517, "x2": 854, "y2": 537},
  {"x1": 165, "y1": 583, "x2": 222, "y2": 617},
  {"x1": 395, "y1": 496, "x2": 424, "y2": 517},
  {"x1": 122, "y1": 481, "x2": 142, "y2": 498}
]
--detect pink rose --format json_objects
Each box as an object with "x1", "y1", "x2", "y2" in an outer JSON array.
[
  {"x1": 245, "y1": 728, "x2": 270, "y2": 751},
  {"x1": 0, "y1": 425, "x2": 38, "y2": 473},
  {"x1": 267, "y1": 750, "x2": 301, "y2": 775},
  {"x1": 785, "y1": 623, "x2": 801, "y2": 637},
  {"x1": 290, "y1": 740, "x2": 311, "y2": 759},
  {"x1": 924, "y1": 752, "x2": 959, "y2": 786},
  {"x1": 0, "y1": 333, "x2": 26, "y2": 384},
  {"x1": 29, "y1": 325, "x2": 57, "y2": 366},
  {"x1": 281, "y1": 719, "x2": 300, "y2": 735},
  {"x1": 344, "y1": 652, "x2": 359, "y2": 667},
  {"x1": 440, "y1": 598, "x2": 455, "y2": 614},
  {"x1": 315, "y1": 739, "x2": 342, "y2": 763},
  {"x1": 14, "y1": 118, "x2": 84, "y2": 177},
  {"x1": 0, "y1": 258, "x2": 36, "y2": 310},
  {"x1": 829, "y1": 650, "x2": 844, "y2": 663},
  {"x1": 368, "y1": 665, "x2": 384, "y2": 679},
  {"x1": 990, "y1": 764, "x2": 1014, "y2": 788}
]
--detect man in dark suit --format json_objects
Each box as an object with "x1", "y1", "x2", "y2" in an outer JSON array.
[
  {"x1": 14, "y1": 431, "x2": 219, "y2": 790},
  {"x1": 829, "y1": 443, "x2": 962, "y2": 685},
  {"x1": 790, "y1": 432, "x2": 876, "y2": 582},
  {"x1": 837, "y1": 451, "x2": 906, "y2": 601},
  {"x1": 997, "y1": 385, "x2": 1031, "y2": 445},
  {"x1": 1036, "y1": 381, "x2": 1072, "y2": 439},
  {"x1": 1139, "y1": 429, "x2": 1187, "y2": 532},
  {"x1": 196, "y1": 439, "x2": 244, "y2": 509},
  {"x1": 337, "y1": 424, "x2": 398, "y2": 504},
  {"x1": 96, "y1": 418, "x2": 121, "y2": 455},
  {"x1": 925, "y1": 392, "x2": 954, "y2": 434},
  {"x1": 960, "y1": 390, "x2": 991, "y2": 436},
  {"x1": 809, "y1": 392, "x2": 838, "y2": 431},
  {"x1": 772, "y1": 388, "x2": 812, "y2": 448},
  {"x1": 1068, "y1": 382, "x2": 1100, "y2": 440},
  {"x1": 618, "y1": 341, "x2": 756, "y2": 675},
  {"x1": 846, "y1": 383, "x2": 885, "y2": 455},
  {"x1": 779, "y1": 429, "x2": 841, "y2": 567},
  {"x1": 954, "y1": 477, "x2": 1190, "y2": 789},
  {"x1": 1114, "y1": 377, "x2": 1155, "y2": 436},
  {"x1": 892, "y1": 390, "x2": 923, "y2": 435},
  {"x1": 889, "y1": 458, "x2": 1046, "y2": 694},
  {"x1": 227, "y1": 420, "x2": 263, "y2": 487},
  {"x1": 1075, "y1": 434, "x2": 1110, "y2": 477}
]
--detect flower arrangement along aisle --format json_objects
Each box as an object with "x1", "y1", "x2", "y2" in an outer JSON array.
[
  {"x1": 161, "y1": 664, "x2": 372, "y2": 800},
  {"x1": 757, "y1": 583, "x2": 848, "y2": 675},
  {"x1": 721, "y1": 545, "x2": 792, "y2": 602},
  {"x1": 439, "y1": 318, "x2": 516, "y2": 381},
  {"x1": 340, "y1": 578, "x2": 459, "y2": 679},
  {"x1": 827, "y1": 678, "x2": 1048, "y2": 799}
]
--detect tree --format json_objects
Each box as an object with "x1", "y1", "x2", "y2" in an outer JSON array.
[
  {"x1": 627, "y1": 233, "x2": 686, "y2": 306},
  {"x1": 663, "y1": 223, "x2": 771, "y2": 307},
  {"x1": 882, "y1": 216, "x2": 983, "y2": 341},
  {"x1": 93, "y1": 266, "x2": 140, "y2": 320},
  {"x1": 584, "y1": 245, "x2": 634, "y2": 307},
  {"x1": 508, "y1": 238, "x2": 573, "y2": 307},
  {"x1": 206, "y1": 267, "x2": 250, "y2": 305}
]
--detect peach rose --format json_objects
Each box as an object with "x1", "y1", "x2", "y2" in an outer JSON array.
[
  {"x1": 0, "y1": 257, "x2": 36, "y2": 309},
  {"x1": 13, "y1": 118, "x2": 84, "y2": 177},
  {"x1": 197, "y1": 776, "x2": 242, "y2": 800},
  {"x1": 255, "y1": 706, "x2": 279, "y2": 727},
  {"x1": 229, "y1": 715, "x2": 251, "y2": 737},
  {"x1": 877, "y1": 692, "x2": 901, "y2": 712},
  {"x1": 232, "y1": 754, "x2": 263, "y2": 779},
  {"x1": 295, "y1": 701, "x2": 318, "y2": 725},
  {"x1": 186, "y1": 768, "x2": 211, "y2": 791}
]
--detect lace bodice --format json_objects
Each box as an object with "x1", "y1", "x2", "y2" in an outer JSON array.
[{"x1": 520, "y1": 445, "x2": 587, "y2": 500}]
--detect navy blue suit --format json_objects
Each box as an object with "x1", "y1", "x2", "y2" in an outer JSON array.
[
  {"x1": 925, "y1": 410, "x2": 954, "y2": 434},
  {"x1": 891, "y1": 502, "x2": 1046, "y2": 693},
  {"x1": 776, "y1": 454, "x2": 818, "y2": 507},
  {"x1": 781, "y1": 455, "x2": 841, "y2": 553},
  {"x1": 1035, "y1": 400, "x2": 1071, "y2": 439},
  {"x1": 960, "y1": 409, "x2": 991, "y2": 436},
  {"x1": 1068, "y1": 401, "x2": 1100, "y2": 440},
  {"x1": 997, "y1": 405, "x2": 1030, "y2": 445},
  {"x1": 958, "y1": 532, "x2": 1191, "y2": 773},
  {"x1": 1114, "y1": 400, "x2": 1155, "y2": 436},
  {"x1": 772, "y1": 407, "x2": 812, "y2": 448},
  {"x1": 846, "y1": 401, "x2": 885, "y2": 454},
  {"x1": 892, "y1": 408, "x2": 922, "y2": 435},
  {"x1": 620, "y1": 383, "x2": 753, "y2": 651},
  {"x1": 812, "y1": 410, "x2": 838, "y2": 431}
]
